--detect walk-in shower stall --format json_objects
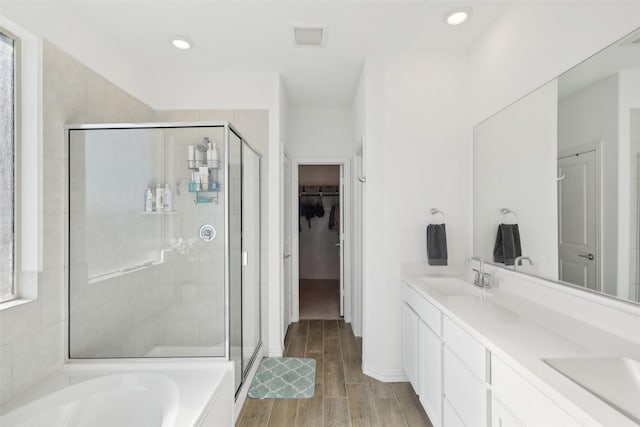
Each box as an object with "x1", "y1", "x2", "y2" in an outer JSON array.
[{"x1": 66, "y1": 122, "x2": 261, "y2": 393}]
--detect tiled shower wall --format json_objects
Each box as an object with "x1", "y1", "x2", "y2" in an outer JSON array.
[
  {"x1": 0, "y1": 41, "x2": 155, "y2": 403},
  {"x1": 0, "y1": 41, "x2": 268, "y2": 403}
]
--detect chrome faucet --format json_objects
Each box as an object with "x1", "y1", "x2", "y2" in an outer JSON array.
[
  {"x1": 466, "y1": 256, "x2": 491, "y2": 288},
  {"x1": 513, "y1": 256, "x2": 533, "y2": 271}
]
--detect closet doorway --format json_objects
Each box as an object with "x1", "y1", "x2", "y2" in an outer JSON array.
[{"x1": 294, "y1": 163, "x2": 347, "y2": 320}]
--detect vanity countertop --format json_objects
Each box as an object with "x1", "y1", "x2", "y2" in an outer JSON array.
[{"x1": 402, "y1": 275, "x2": 640, "y2": 427}]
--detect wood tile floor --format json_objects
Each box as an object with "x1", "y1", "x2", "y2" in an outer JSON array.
[{"x1": 236, "y1": 320, "x2": 433, "y2": 427}]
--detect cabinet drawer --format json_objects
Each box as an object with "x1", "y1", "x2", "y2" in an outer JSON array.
[
  {"x1": 444, "y1": 347, "x2": 488, "y2": 427},
  {"x1": 491, "y1": 355, "x2": 580, "y2": 427},
  {"x1": 402, "y1": 282, "x2": 442, "y2": 335},
  {"x1": 443, "y1": 316, "x2": 487, "y2": 382}
]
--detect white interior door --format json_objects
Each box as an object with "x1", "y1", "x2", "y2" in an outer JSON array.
[
  {"x1": 558, "y1": 150, "x2": 599, "y2": 290},
  {"x1": 339, "y1": 165, "x2": 345, "y2": 316}
]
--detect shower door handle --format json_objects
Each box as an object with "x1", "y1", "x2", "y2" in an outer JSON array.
[{"x1": 242, "y1": 251, "x2": 248, "y2": 266}]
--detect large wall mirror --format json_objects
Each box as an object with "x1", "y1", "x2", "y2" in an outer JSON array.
[{"x1": 474, "y1": 27, "x2": 640, "y2": 306}]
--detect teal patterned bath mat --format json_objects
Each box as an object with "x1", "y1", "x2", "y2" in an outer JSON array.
[{"x1": 248, "y1": 357, "x2": 316, "y2": 399}]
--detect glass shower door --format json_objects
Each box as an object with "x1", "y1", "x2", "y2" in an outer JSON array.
[
  {"x1": 242, "y1": 141, "x2": 261, "y2": 376},
  {"x1": 228, "y1": 129, "x2": 243, "y2": 391}
]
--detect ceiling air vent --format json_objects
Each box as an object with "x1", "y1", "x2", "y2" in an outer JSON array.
[{"x1": 292, "y1": 24, "x2": 326, "y2": 47}]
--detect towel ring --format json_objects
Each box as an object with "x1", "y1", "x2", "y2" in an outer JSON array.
[
  {"x1": 500, "y1": 208, "x2": 519, "y2": 223},
  {"x1": 430, "y1": 208, "x2": 446, "y2": 223}
]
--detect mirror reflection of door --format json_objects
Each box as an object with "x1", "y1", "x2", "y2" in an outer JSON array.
[{"x1": 558, "y1": 149, "x2": 599, "y2": 291}]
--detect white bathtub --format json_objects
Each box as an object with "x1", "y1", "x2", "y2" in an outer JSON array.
[{"x1": 0, "y1": 362, "x2": 234, "y2": 427}]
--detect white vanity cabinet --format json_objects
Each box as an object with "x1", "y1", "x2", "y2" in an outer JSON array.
[{"x1": 401, "y1": 282, "x2": 444, "y2": 427}]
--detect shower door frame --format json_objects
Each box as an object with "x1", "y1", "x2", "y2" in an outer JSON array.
[{"x1": 64, "y1": 122, "x2": 262, "y2": 380}]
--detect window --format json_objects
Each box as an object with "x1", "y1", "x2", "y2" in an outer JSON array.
[{"x1": 0, "y1": 29, "x2": 16, "y2": 303}]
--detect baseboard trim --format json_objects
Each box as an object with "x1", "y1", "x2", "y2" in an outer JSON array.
[
  {"x1": 363, "y1": 363, "x2": 408, "y2": 382},
  {"x1": 267, "y1": 346, "x2": 283, "y2": 357}
]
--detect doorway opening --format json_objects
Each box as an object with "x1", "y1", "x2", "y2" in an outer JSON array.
[{"x1": 298, "y1": 164, "x2": 343, "y2": 319}]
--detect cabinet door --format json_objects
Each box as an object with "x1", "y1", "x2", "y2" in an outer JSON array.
[
  {"x1": 443, "y1": 347, "x2": 488, "y2": 427},
  {"x1": 492, "y1": 397, "x2": 523, "y2": 427},
  {"x1": 443, "y1": 398, "x2": 466, "y2": 427},
  {"x1": 419, "y1": 319, "x2": 442, "y2": 427},
  {"x1": 402, "y1": 302, "x2": 419, "y2": 390}
]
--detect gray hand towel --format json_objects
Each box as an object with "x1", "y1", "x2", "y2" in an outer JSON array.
[
  {"x1": 427, "y1": 224, "x2": 448, "y2": 266},
  {"x1": 493, "y1": 223, "x2": 522, "y2": 265}
]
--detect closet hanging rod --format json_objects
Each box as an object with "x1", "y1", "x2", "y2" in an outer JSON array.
[{"x1": 299, "y1": 192, "x2": 339, "y2": 197}]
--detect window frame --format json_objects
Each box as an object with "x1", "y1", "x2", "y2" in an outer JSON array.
[{"x1": 0, "y1": 26, "x2": 20, "y2": 304}]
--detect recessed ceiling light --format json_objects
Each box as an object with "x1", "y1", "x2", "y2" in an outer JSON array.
[
  {"x1": 444, "y1": 8, "x2": 472, "y2": 26},
  {"x1": 169, "y1": 36, "x2": 193, "y2": 50}
]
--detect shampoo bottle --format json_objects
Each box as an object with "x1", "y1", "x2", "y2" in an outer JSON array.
[
  {"x1": 144, "y1": 187, "x2": 153, "y2": 212},
  {"x1": 156, "y1": 185, "x2": 165, "y2": 212},
  {"x1": 163, "y1": 184, "x2": 172, "y2": 211},
  {"x1": 207, "y1": 142, "x2": 219, "y2": 168}
]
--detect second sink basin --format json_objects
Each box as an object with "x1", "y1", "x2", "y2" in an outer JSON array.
[
  {"x1": 417, "y1": 277, "x2": 491, "y2": 297},
  {"x1": 544, "y1": 357, "x2": 640, "y2": 424}
]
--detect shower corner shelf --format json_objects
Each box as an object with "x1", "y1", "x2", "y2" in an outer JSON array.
[
  {"x1": 190, "y1": 190, "x2": 219, "y2": 204},
  {"x1": 188, "y1": 161, "x2": 221, "y2": 204},
  {"x1": 187, "y1": 160, "x2": 221, "y2": 171}
]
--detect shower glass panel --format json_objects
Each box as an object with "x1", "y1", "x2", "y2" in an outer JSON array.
[
  {"x1": 228, "y1": 129, "x2": 242, "y2": 390},
  {"x1": 69, "y1": 124, "x2": 228, "y2": 359},
  {"x1": 242, "y1": 140, "x2": 261, "y2": 375}
]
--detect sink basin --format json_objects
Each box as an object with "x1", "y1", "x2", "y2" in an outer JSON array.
[
  {"x1": 544, "y1": 357, "x2": 640, "y2": 424},
  {"x1": 417, "y1": 277, "x2": 491, "y2": 297}
]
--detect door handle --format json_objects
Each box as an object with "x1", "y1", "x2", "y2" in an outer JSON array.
[
  {"x1": 334, "y1": 243, "x2": 341, "y2": 247},
  {"x1": 578, "y1": 253, "x2": 595, "y2": 261},
  {"x1": 283, "y1": 254, "x2": 291, "y2": 259}
]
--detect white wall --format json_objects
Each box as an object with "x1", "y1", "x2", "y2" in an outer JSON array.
[
  {"x1": 0, "y1": 1, "x2": 155, "y2": 106},
  {"x1": 350, "y1": 68, "x2": 366, "y2": 338},
  {"x1": 558, "y1": 75, "x2": 619, "y2": 294},
  {"x1": 287, "y1": 108, "x2": 354, "y2": 159},
  {"x1": 475, "y1": 81, "x2": 559, "y2": 279},
  {"x1": 471, "y1": 1, "x2": 640, "y2": 125},
  {"x1": 362, "y1": 51, "x2": 472, "y2": 381}
]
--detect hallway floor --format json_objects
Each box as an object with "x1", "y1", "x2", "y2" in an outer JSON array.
[
  {"x1": 236, "y1": 320, "x2": 433, "y2": 427},
  {"x1": 299, "y1": 280, "x2": 340, "y2": 319}
]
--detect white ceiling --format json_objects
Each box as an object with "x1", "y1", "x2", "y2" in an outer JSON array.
[{"x1": 3, "y1": 1, "x2": 509, "y2": 107}]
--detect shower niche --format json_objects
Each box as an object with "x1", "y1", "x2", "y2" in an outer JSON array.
[{"x1": 66, "y1": 122, "x2": 261, "y2": 393}]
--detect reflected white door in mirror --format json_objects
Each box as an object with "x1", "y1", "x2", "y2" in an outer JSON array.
[{"x1": 558, "y1": 146, "x2": 599, "y2": 291}]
